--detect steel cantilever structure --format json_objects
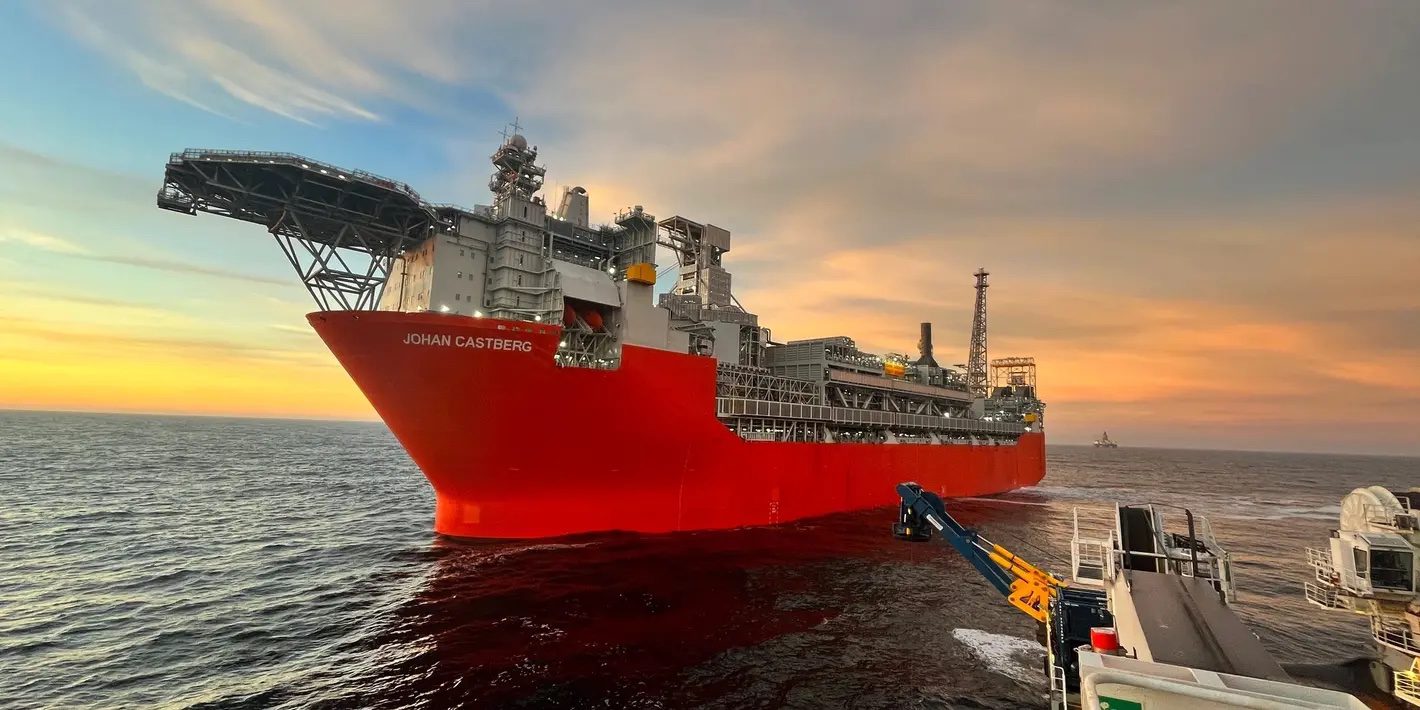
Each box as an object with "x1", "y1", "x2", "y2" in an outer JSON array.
[{"x1": 158, "y1": 149, "x2": 438, "y2": 311}]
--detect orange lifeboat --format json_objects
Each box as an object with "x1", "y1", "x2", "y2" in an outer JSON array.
[{"x1": 581, "y1": 308, "x2": 605, "y2": 332}]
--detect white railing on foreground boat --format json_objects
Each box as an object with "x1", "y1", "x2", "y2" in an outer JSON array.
[
  {"x1": 1069, "y1": 506, "x2": 1118, "y2": 587},
  {"x1": 1050, "y1": 661, "x2": 1069, "y2": 710},
  {"x1": 1306, "y1": 546, "x2": 1381, "y2": 598},
  {"x1": 1372, "y1": 617, "x2": 1420, "y2": 656},
  {"x1": 1105, "y1": 546, "x2": 1235, "y2": 602},
  {"x1": 1364, "y1": 501, "x2": 1420, "y2": 531},
  {"x1": 1066, "y1": 505, "x2": 1234, "y2": 602},
  {"x1": 1304, "y1": 581, "x2": 1344, "y2": 609},
  {"x1": 1307, "y1": 547, "x2": 1335, "y2": 581},
  {"x1": 1071, "y1": 537, "x2": 1112, "y2": 585},
  {"x1": 1395, "y1": 666, "x2": 1420, "y2": 707}
]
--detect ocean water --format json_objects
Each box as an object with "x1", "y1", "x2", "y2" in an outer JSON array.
[{"x1": 2, "y1": 410, "x2": 1415, "y2": 709}]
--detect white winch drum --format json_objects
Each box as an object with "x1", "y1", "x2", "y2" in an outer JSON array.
[{"x1": 1339, "y1": 486, "x2": 1405, "y2": 532}]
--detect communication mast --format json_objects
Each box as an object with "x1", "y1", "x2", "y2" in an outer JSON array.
[
  {"x1": 488, "y1": 120, "x2": 545, "y2": 199},
  {"x1": 966, "y1": 268, "x2": 990, "y2": 399}
]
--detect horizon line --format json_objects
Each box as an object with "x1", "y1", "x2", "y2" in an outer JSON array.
[{"x1": 3, "y1": 406, "x2": 1415, "y2": 460}]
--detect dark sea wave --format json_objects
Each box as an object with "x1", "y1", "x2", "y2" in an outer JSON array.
[{"x1": 2, "y1": 411, "x2": 1415, "y2": 708}]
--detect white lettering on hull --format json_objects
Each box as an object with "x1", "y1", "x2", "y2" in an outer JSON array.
[{"x1": 402, "y1": 332, "x2": 533, "y2": 352}]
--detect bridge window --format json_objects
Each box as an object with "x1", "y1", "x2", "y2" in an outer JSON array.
[{"x1": 1371, "y1": 550, "x2": 1415, "y2": 592}]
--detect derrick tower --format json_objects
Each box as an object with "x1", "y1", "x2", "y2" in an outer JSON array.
[{"x1": 966, "y1": 268, "x2": 990, "y2": 399}]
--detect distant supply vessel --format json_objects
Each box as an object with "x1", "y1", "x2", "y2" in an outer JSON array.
[
  {"x1": 155, "y1": 132, "x2": 1046, "y2": 538},
  {"x1": 1093, "y1": 431, "x2": 1118, "y2": 448}
]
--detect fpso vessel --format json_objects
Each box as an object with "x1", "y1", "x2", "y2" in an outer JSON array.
[{"x1": 156, "y1": 134, "x2": 1046, "y2": 539}]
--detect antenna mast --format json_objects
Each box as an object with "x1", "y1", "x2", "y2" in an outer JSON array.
[
  {"x1": 967, "y1": 268, "x2": 990, "y2": 399},
  {"x1": 488, "y1": 117, "x2": 544, "y2": 199}
]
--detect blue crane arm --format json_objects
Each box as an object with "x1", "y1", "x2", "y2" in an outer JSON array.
[{"x1": 894, "y1": 482, "x2": 1015, "y2": 597}]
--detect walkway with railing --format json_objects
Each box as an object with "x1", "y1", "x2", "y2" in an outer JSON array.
[
  {"x1": 170, "y1": 149, "x2": 425, "y2": 203},
  {"x1": 1391, "y1": 656, "x2": 1414, "y2": 707},
  {"x1": 1373, "y1": 617, "x2": 1420, "y2": 656},
  {"x1": 1395, "y1": 664, "x2": 1420, "y2": 707}
]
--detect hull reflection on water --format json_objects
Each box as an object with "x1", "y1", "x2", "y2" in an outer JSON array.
[{"x1": 357, "y1": 502, "x2": 1050, "y2": 708}]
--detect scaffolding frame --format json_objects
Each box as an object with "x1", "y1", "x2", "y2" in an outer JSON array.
[{"x1": 991, "y1": 356, "x2": 1038, "y2": 389}]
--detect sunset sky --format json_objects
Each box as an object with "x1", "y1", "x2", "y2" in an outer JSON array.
[{"x1": 1, "y1": 1, "x2": 1417, "y2": 454}]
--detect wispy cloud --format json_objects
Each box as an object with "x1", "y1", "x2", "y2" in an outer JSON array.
[
  {"x1": 13, "y1": 282, "x2": 160, "y2": 311},
  {"x1": 54, "y1": 3, "x2": 367, "y2": 123},
  {"x1": 0, "y1": 227, "x2": 91, "y2": 255},
  {"x1": 55, "y1": 4, "x2": 229, "y2": 117},
  {"x1": 47, "y1": 0, "x2": 484, "y2": 124},
  {"x1": 77, "y1": 254, "x2": 287, "y2": 286},
  {"x1": 0, "y1": 224, "x2": 286, "y2": 286}
]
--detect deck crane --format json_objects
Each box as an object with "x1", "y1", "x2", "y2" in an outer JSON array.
[
  {"x1": 892, "y1": 482, "x2": 1062, "y2": 622},
  {"x1": 894, "y1": 481, "x2": 1371, "y2": 709}
]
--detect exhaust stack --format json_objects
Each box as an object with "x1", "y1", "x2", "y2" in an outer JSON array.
[{"x1": 914, "y1": 322, "x2": 940, "y2": 368}]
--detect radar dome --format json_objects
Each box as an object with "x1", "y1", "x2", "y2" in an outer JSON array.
[{"x1": 509, "y1": 134, "x2": 528, "y2": 150}]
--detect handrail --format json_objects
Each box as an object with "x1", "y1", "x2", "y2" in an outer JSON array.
[
  {"x1": 429, "y1": 202, "x2": 495, "y2": 219},
  {"x1": 1371, "y1": 616, "x2": 1420, "y2": 655},
  {"x1": 170, "y1": 149, "x2": 425, "y2": 203},
  {"x1": 1394, "y1": 660, "x2": 1420, "y2": 706}
]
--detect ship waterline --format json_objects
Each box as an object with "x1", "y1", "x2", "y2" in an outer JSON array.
[{"x1": 313, "y1": 310, "x2": 1046, "y2": 538}]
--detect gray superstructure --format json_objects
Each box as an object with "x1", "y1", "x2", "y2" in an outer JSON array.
[{"x1": 157, "y1": 130, "x2": 1043, "y2": 444}]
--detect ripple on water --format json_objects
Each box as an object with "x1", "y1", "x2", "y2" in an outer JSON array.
[{"x1": 1, "y1": 411, "x2": 1414, "y2": 708}]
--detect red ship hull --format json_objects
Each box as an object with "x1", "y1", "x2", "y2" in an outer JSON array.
[{"x1": 310, "y1": 310, "x2": 1046, "y2": 538}]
